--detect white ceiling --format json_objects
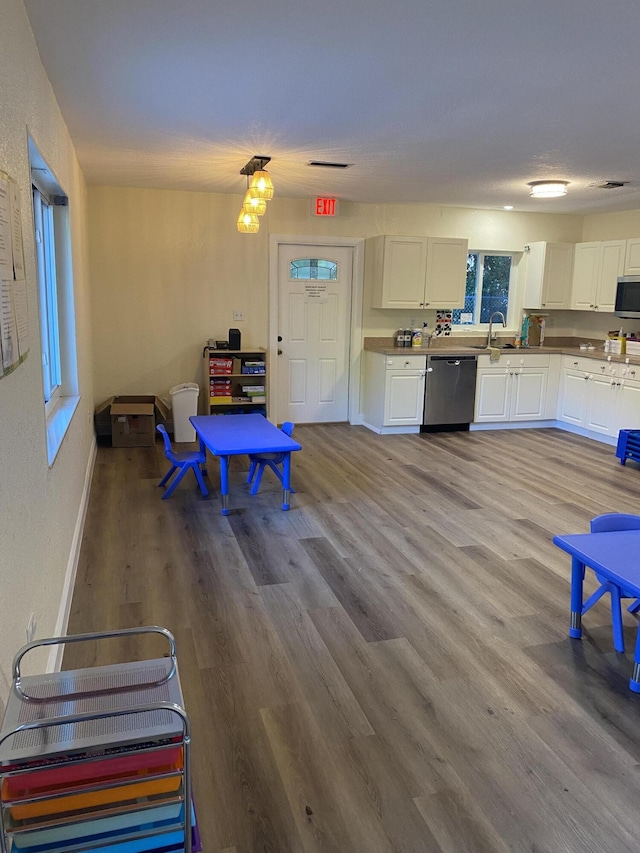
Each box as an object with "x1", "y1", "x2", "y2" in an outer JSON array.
[{"x1": 23, "y1": 0, "x2": 640, "y2": 214}]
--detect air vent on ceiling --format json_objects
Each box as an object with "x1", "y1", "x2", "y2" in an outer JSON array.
[
  {"x1": 308, "y1": 160, "x2": 351, "y2": 169},
  {"x1": 588, "y1": 180, "x2": 629, "y2": 190}
]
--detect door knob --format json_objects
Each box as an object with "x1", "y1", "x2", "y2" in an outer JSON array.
[
  {"x1": 277, "y1": 335, "x2": 283, "y2": 342},
  {"x1": 277, "y1": 349, "x2": 283, "y2": 355}
]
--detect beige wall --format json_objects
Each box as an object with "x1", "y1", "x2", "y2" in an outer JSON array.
[
  {"x1": 89, "y1": 187, "x2": 587, "y2": 405},
  {"x1": 582, "y1": 209, "x2": 640, "y2": 241},
  {"x1": 0, "y1": 0, "x2": 94, "y2": 694}
]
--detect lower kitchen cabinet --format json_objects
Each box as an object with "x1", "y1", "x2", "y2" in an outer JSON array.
[
  {"x1": 362, "y1": 351, "x2": 426, "y2": 432},
  {"x1": 558, "y1": 356, "x2": 640, "y2": 439},
  {"x1": 474, "y1": 354, "x2": 557, "y2": 423}
]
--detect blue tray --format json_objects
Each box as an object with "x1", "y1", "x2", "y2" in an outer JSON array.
[{"x1": 11, "y1": 803, "x2": 194, "y2": 853}]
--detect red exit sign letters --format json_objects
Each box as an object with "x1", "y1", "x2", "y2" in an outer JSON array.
[{"x1": 314, "y1": 197, "x2": 339, "y2": 216}]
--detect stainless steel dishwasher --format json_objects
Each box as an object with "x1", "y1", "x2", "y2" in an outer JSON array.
[{"x1": 423, "y1": 354, "x2": 478, "y2": 428}]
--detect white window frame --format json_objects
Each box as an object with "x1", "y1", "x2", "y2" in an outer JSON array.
[
  {"x1": 30, "y1": 140, "x2": 80, "y2": 465},
  {"x1": 33, "y1": 185, "x2": 62, "y2": 414},
  {"x1": 452, "y1": 251, "x2": 517, "y2": 332}
]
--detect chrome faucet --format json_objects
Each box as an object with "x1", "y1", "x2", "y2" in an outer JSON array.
[{"x1": 487, "y1": 311, "x2": 507, "y2": 347}]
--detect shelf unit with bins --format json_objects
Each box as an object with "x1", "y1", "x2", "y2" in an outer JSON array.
[
  {"x1": 203, "y1": 346, "x2": 267, "y2": 415},
  {"x1": 0, "y1": 627, "x2": 200, "y2": 853}
]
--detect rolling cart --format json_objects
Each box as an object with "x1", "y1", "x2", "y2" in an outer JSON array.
[{"x1": 0, "y1": 627, "x2": 199, "y2": 853}]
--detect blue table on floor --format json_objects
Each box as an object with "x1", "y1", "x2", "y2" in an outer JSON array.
[
  {"x1": 190, "y1": 414, "x2": 301, "y2": 515},
  {"x1": 553, "y1": 529, "x2": 640, "y2": 691}
]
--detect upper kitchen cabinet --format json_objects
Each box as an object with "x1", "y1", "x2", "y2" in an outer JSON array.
[
  {"x1": 624, "y1": 238, "x2": 640, "y2": 275},
  {"x1": 368, "y1": 235, "x2": 468, "y2": 309},
  {"x1": 571, "y1": 240, "x2": 625, "y2": 312},
  {"x1": 523, "y1": 241, "x2": 574, "y2": 310}
]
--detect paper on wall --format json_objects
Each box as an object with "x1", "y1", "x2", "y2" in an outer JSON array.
[
  {"x1": 0, "y1": 174, "x2": 14, "y2": 280},
  {"x1": 13, "y1": 278, "x2": 29, "y2": 358},
  {"x1": 1, "y1": 279, "x2": 18, "y2": 371},
  {"x1": 9, "y1": 179, "x2": 25, "y2": 280}
]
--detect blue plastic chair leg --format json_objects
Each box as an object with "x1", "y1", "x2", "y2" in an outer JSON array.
[
  {"x1": 249, "y1": 463, "x2": 266, "y2": 496},
  {"x1": 265, "y1": 460, "x2": 295, "y2": 493},
  {"x1": 610, "y1": 586, "x2": 626, "y2": 653},
  {"x1": 159, "y1": 465, "x2": 177, "y2": 488},
  {"x1": 581, "y1": 585, "x2": 609, "y2": 614},
  {"x1": 193, "y1": 465, "x2": 209, "y2": 497},
  {"x1": 247, "y1": 460, "x2": 258, "y2": 486},
  {"x1": 162, "y1": 466, "x2": 191, "y2": 500},
  {"x1": 628, "y1": 599, "x2": 640, "y2": 614}
]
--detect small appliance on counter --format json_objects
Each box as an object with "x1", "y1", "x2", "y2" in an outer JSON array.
[{"x1": 229, "y1": 328, "x2": 241, "y2": 350}]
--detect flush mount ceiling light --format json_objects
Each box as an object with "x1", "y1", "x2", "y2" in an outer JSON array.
[{"x1": 528, "y1": 180, "x2": 569, "y2": 199}]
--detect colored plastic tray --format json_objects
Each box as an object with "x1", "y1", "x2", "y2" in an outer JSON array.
[{"x1": 3, "y1": 748, "x2": 183, "y2": 800}]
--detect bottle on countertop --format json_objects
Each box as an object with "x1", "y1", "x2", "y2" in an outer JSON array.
[
  {"x1": 395, "y1": 329, "x2": 404, "y2": 347},
  {"x1": 412, "y1": 328, "x2": 423, "y2": 347},
  {"x1": 403, "y1": 329, "x2": 412, "y2": 347}
]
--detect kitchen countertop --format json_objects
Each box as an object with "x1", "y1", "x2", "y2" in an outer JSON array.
[{"x1": 363, "y1": 337, "x2": 640, "y2": 365}]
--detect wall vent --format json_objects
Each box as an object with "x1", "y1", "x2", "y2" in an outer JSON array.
[
  {"x1": 308, "y1": 161, "x2": 351, "y2": 169},
  {"x1": 588, "y1": 180, "x2": 628, "y2": 190}
]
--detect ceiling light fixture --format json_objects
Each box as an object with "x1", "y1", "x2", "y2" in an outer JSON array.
[
  {"x1": 503, "y1": 205, "x2": 514, "y2": 210},
  {"x1": 237, "y1": 155, "x2": 274, "y2": 232},
  {"x1": 241, "y1": 155, "x2": 274, "y2": 201},
  {"x1": 237, "y1": 210, "x2": 260, "y2": 234},
  {"x1": 242, "y1": 190, "x2": 266, "y2": 216},
  {"x1": 528, "y1": 180, "x2": 569, "y2": 199}
]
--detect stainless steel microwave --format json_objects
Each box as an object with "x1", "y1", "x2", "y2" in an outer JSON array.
[{"x1": 615, "y1": 276, "x2": 640, "y2": 318}]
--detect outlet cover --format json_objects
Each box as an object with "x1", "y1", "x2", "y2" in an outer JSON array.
[{"x1": 232, "y1": 310, "x2": 245, "y2": 321}]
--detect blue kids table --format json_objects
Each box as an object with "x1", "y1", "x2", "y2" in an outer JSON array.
[
  {"x1": 190, "y1": 414, "x2": 301, "y2": 515},
  {"x1": 553, "y1": 529, "x2": 640, "y2": 691}
]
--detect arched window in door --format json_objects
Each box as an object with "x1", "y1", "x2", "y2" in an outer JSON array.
[{"x1": 289, "y1": 258, "x2": 338, "y2": 281}]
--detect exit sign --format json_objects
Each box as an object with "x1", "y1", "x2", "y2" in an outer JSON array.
[{"x1": 313, "y1": 197, "x2": 339, "y2": 216}]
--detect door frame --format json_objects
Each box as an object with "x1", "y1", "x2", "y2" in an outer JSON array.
[{"x1": 269, "y1": 234, "x2": 365, "y2": 425}]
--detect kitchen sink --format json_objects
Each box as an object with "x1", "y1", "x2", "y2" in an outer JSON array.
[{"x1": 469, "y1": 344, "x2": 519, "y2": 350}]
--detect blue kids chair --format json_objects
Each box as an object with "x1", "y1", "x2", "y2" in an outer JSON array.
[
  {"x1": 585, "y1": 513, "x2": 640, "y2": 652},
  {"x1": 246, "y1": 421, "x2": 296, "y2": 496},
  {"x1": 156, "y1": 425, "x2": 208, "y2": 500}
]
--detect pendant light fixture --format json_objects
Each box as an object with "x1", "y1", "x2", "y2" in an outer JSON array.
[
  {"x1": 242, "y1": 190, "x2": 267, "y2": 216},
  {"x1": 528, "y1": 180, "x2": 569, "y2": 198},
  {"x1": 240, "y1": 155, "x2": 275, "y2": 200},
  {"x1": 248, "y1": 169, "x2": 274, "y2": 201},
  {"x1": 237, "y1": 209, "x2": 260, "y2": 234},
  {"x1": 236, "y1": 155, "x2": 274, "y2": 232}
]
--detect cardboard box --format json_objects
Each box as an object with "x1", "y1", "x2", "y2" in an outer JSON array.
[{"x1": 94, "y1": 395, "x2": 170, "y2": 447}]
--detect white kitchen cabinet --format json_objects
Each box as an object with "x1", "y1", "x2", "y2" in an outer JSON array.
[
  {"x1": 474, "y1": 353, "x2": 554, "y2": 423},
  {"x1": 571, "y1": 240, "x2": 625, "y2": 311},
  {"x1": 557, "y1": 356, "x2": 640, "y2": 439},
  {"x1": 616, "y1": 373, "x2": 640, "y2": 431},
  {"x1": 523, "y1": 241, "x2": 574, "y2": 310},
  {"x1": 384, "y1": 369, "x2": 426, "y2": 425},
  {"x1": 585, "y1": 372, "x2": 619, "y2": 435},
  {"x1": 368, "y1": 235, "x2": 468, "y2": 309},
  {"x1": 624, "y1": 238, "x2": 640, "y2": 275},
  {"x1": 362, "y1": 351, "x2": 426, "y2": 432}
]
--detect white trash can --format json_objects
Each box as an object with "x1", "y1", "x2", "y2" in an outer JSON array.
[{"x1": 169, "y1": 383, "x2": 199, "y2": 442}]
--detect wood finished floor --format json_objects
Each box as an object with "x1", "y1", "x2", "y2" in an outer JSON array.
[{"x1": 65, "y1": 426, "x2": 640, "y2": 853}]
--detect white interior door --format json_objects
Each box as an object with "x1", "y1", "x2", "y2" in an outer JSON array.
[{"x1": 277, "y1": 244, "x2": 353, "y2": 423}]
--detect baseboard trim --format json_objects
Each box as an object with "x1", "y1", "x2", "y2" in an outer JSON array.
[
  {"x1": 470, "y1": 420, "x2": 556, "y2": 432},
  {"x1": 46, "y1": 435, "x2": 97, "y2": 673}
]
